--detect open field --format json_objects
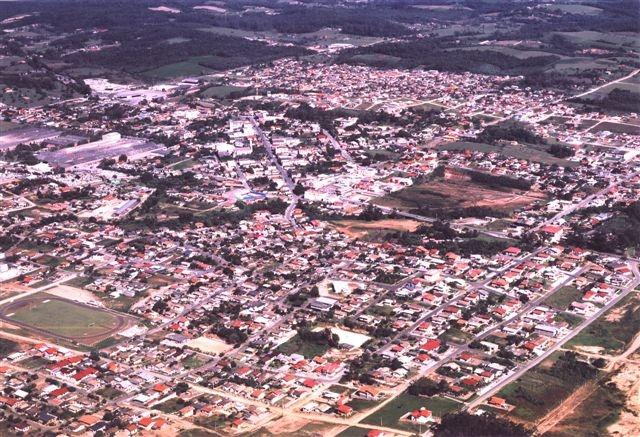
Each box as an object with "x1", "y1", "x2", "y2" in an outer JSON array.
[
  {"x1": 362, "y1": 392, "x2": 461, "y2": 431},
  {"x1": 373, "y1": 172, "x2": 544, "y2": 217},
  {"x1": 498, "y1": 352, "x2": 598, "y2": 424},
  {"x1": 143, "y1": 57, "x2": 215, "y2": 78},
  {"x1": 277, "y1": 333, "x2": 333, "y2": 359},
  {"x1": 201, "y1": 85, "x2": 248, "y2": 99},
  {"x1": 566, "y1": 294, "x2": 640, "y2": 354},
  {"x1": 438, "y1": 141, "x2": 577, "y2": 167},
  {"x1": 332, "y1": 218, "x2": 421, "y2": 239},
  {"x1": 542, "y1": 3, "x2": 603, "y2": 15},
  {"x1": 544, "y1": 285, "x2": 582, "y2": 310},
  {"x1": 187, "y1": 336, "x2": 233, "y2": 354},
  {"x1": 0, "y1": 292, "x2": 133, "y2": 346},
  {"x1": 592, "y1": 121, "x2": 640, "y2": 136}
]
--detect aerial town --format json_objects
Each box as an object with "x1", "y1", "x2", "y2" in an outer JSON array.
[{"x1": 0, "y1": 1, "x2": 639, "y2": 437}]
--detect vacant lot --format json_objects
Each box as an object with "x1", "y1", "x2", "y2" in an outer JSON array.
[
  {"x1": 0, "y1": 293, "x2": 131, "y2": 346},
  {"x1": 201, "y1": 85, "x2": 248, "y2": 99},
  {"x1": 277, "y1": 334, "x2": 333, "y2": 359},
  {"x1": 592, "y1": 121, "x2": 640, "y2": 136},
  {"x1": 438, "y1": 141, "x2": 577, "y2": 167},
  {"x1": 363, "y1": 393, "x2": 461, "y2": 431},
  {"x1": 373, "y1": 173, "x2": 544, "y2": 218},
  {"x1": 545, "y1": 285, "x2": 582, "y2": 310},
  {"x1": 143, "y1": 57, "x2": 215, "y2": 78},
  {"x1": 332, "y1": 218, "x2": 421, "y2": 239},
  {"x1": 567, "y1": 294, "x2": 640, "y2": 354},
  {"x1": 498, "y1": 352, "x2": 598, "y2": 423}
]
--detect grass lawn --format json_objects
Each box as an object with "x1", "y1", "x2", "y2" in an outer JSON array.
[
  {"x1": 545, "y1": 285, "x2": 582, "y2": 310},
  {"x1": 277, "y1": 334, "x2": 332, "y2": 359},
  {"x1": 566, "y1": 294, "x2": 640, "y2": 353},
  {"x1": 2, "y1": 293, "x2": 122, "y2": 339},
  {"x1": 172, "y1": 158, "x2": 198, "y2": 170},
  {"x1": 554, "y1": 312, "x2": 583, "y2": 328},
  {"x1": 363, "y1": 393, "x2": 460, "y2": 431}
]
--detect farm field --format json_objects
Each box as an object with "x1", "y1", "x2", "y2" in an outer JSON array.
[{"x1": 0, "y1": 293, "x2": 133, "y2": 346}]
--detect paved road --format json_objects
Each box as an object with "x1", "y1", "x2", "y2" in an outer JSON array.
[
  {"x1": 322, "y1": 129, "x2": 354, "y2": 163},
  {"x1": 247, "y1": 116, "x2": 300, "y2": 228},
  {"x1": 465, "y1": 265, "x2": 639, "y2": 411}
]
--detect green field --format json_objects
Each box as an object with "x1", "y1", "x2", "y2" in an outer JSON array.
[
  {"x1": 592, "y1": 121, "x2": 640, "y2": 136},
  {"x1": 2, "y1": 293, "x2": 124, "y2": 342},
  {"x1": 542, "y1": 4, "x2": 603, "y2": 15},
  {"x1": 438, "y1": 141, "x2": 577, "y2": 167},
  {"x1": 566, "y1": 294, "x2": 640, "y2": 353},
  {"x1": 498, "y1": 352, "x2": 596, "y2": 422},
  {"x1": 363, "y1": 393, "x2": 461, "y2": 431},
  {"x1": 277, "y1": 334, "x2": 333, "y2": 359},
  {"x1": 201, "y1": 85, "x2": 248, "y2": 99},
  {"x1": 144, "y1": 57, "x2": 215, "y2": 78},
  {"x1": 545, "y1": 285, "x2": 582, "y2": 310}
]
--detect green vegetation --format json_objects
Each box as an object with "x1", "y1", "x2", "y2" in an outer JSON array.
[
  {"x1": 154, "y1": 397, "x2": 187, "y2": 413},
  {"x1": 2, "y1": 293, "x2": 122, "y2": 340},
  {"x1": 0, "y1": 338, "x2": 19, "y2": 358},
  {"x1": 201, "y1": 85, "x2": 249, "y2": 99},
  {"x1": 434, "y1": 412, "x2": 530, "y2": 437},
  {"x1": 277, "y1": 328, "x2": 338, "y2": 359},
  {"x1": 439, "y1": 141, "x2": 577, "y2": 167},
  {"x1": 439, "y1": 327, "x2": 475, "y2": 344},
  {"x1": 363, "y1": 392, "x2": 460, "y2": 431},
  {"x1": 543, "y1": 378, "x2": 626, "y2": 436},
  {"x1": 498, "y1": 352, "x2": 598, "y2": 422},
  {"x1": 95, "y1": 386, "x2": 124, "y2": 400},
  {"x1": 545, "y1": 285, "x2": 582, "y2": 310},
  {"x1": 567, "y1": 294, "x2": 640, "y2": 353}
]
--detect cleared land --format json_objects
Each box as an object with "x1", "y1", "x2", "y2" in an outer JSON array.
[
  {"x1": 438, "y1": 141, "x2": 577, "y2": 167},
  {"x1": 332, "y1": 218, "x2": 421, "y2": 239},
  {"x1": 187, "y1": 336, "x2": 233, "y2": 354},
  {"x1": 497, "y1": 352, "x2": 598, "y2": 424},
  {"x1": 566, "y1": 294, "x2": 640, "y2": 354},
  {"x1": 373, "y1": 173, "x2": 544, "y2": 217},
  {"x1": 0, "y1": 293, "x2": 132, "y2": 346}
]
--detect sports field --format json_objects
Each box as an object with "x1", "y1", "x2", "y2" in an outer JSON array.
[{"x1": 0, "y1": 293, "x2": 132, "y2": 346}]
